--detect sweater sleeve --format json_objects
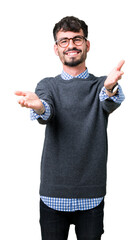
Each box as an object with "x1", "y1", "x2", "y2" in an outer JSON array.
[
  {"x1": 99, "y1": 84, "x2": 125, "y2": 114},
  {"x1": 30, "y1": 99, "x2": 51, "y2": 121},
  {"x1": 35, "y1": 78, "x2": 55, "y2": 124},
  {"x1": 99, "y1": 85, "x2": 125, "y2": 104}
]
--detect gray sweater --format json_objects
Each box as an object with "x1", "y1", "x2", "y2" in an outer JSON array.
[{"x1": 35, "y1": 74, "x2": 120, "y2": 198}]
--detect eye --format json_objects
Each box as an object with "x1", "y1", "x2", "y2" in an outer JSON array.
[
  {"x1": 60, "y1": 39, "x2": 68, "y2": 44},
  {"x1": 73, "y1": 36, "x2": 83, "y2": 45},
  {"x1": 74, "y1": 37, "x2": 82, "y2": 42}
]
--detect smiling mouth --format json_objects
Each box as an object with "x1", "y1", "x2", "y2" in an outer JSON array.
[{"x1": 64, "y1": 49, "x2": 82, "y2": 56}]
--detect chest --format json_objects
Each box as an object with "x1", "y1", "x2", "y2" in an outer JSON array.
[{"x1": 53, "y1": 81, "x2": 100, "y2": 111}]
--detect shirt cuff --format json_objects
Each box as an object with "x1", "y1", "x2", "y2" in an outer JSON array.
[
  {"x1": 99, "y1": 84, "x2": 125, "y2": 104},
  {"x1": 30, "y1": 99, "x2": 51, "y2": 121}
]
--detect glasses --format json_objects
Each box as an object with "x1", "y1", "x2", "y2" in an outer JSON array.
[{"x1": 56, "y1": 35, "x2": 87, "y2": 48}]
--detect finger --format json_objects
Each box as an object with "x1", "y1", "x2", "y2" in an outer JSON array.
[
  {"x1": 18, "y1": 99, "x2": 25, "y2": 105},
  {"x1": 18, "y1": 101, "x2": 25, "y2": 108},
  {"x1": 116, "y1": 60, "x2": 125, "y2": 71},
  {"x1": 116, "y1": 71, "x2": 124, "y2": 81},
  {"x1": 118, "y1": 71, "x2": 124, "y2": 76},
  {"x1": 15, "y1": 91, "x2": 27, "y2": 97},
  {"x1": 118, "y1": 75, "x2": 123, "y2": 80},
  {"x1": 18, "y1": 99, "x2": 30, "y2": 108}
]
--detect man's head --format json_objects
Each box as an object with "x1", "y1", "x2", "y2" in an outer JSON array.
[
  {"x1": 53, "y1": 16, "x2": 90, "y2": 68},
  {"x1": 53, "y1": 16, "x2": 88, "y2": 41}
]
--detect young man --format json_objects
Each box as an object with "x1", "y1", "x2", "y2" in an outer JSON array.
[{"x1": 15, "y1": 16, "x2": 125, "y2": 240}]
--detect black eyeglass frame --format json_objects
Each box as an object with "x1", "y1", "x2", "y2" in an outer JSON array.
[{"x1": 55, "y1": 35, "x2": 87, "y2": 48}]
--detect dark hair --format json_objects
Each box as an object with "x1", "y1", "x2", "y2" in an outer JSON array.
[{"x1": 53, "y1": 16, "x2": 88, "y2": 41}]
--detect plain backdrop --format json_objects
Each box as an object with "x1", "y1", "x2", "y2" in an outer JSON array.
[{"x1": 0, "y1": 0, "x2": 139, "y2": 239}]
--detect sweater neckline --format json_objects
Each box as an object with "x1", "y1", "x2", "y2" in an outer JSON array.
[
  {"x1": 61, "y1": 68, "x2": 89, "y2": 80},
  {"x1": 55, "y1": 73, "x2": 95, "y2": 82}
]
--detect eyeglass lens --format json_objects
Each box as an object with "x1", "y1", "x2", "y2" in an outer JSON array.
[{"x1": 57, "y1": 36, "x2": 85, "y2": 48}]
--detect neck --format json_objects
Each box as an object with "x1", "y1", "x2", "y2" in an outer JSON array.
[{"x1": 63, "y1": 63, "x2": 86, "y2": 76}]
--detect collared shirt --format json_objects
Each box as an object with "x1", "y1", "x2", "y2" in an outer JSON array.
[
  {"x1": 61, "y1": 68, "x2": 89, "y2": 80},
  {"x1": 31, "y1": 69, "x2": 125, "y2": 211}
]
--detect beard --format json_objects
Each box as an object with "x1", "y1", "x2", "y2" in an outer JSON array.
[
  {"x1": 63, "y1": 55, "x2": 85, "y2": 67},
  {"x1": 58, "y1": 47, "x2": 87, "y2": 67}
]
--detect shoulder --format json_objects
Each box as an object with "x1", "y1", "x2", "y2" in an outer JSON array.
[
  {"x1": 89, "y1": 73, "x2": 107, "y2": 81},
  {"x1": 89, "y1": 73, "x2": 107, "y2": 87},
  {"x1": 35, "y1": 76, "x2": 61, "y2": 95},
  {"x1": 37, "y1": 77, "x2": 56, "y2": 86}
]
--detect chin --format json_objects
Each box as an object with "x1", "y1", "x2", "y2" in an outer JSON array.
[{"x1": 64, "y1": 59, "x2": 83, "y2": 67}]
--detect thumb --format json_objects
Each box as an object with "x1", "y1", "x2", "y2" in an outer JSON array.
[
  {"x1": 15, "y1": 91, "x2": 27, "y2": 97},
  {"x1": 116, "y1": 60, "x2": 125, "y2": 71}
]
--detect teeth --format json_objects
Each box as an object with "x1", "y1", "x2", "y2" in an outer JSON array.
[{"x1": 67, "y1": 52, "x2": 78, "y2": 56}]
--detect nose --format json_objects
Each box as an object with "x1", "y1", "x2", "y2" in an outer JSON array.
[{"x1": 67, "y1": 38, "x2": 76, "y2": 48}]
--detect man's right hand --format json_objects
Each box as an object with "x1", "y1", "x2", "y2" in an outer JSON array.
[{"x1": 15, "y1": 91, "x2": 45, "y2": 115}]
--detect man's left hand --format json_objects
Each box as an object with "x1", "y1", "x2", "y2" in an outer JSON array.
[{"x1": 104, "y1": 60, "x2": 125, "y2": 96}]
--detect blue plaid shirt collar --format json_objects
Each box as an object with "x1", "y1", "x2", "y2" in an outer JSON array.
[{"x1": 61, "y1": 68, "x2": 89, "y2": 80}]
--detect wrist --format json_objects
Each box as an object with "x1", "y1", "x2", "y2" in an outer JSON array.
[
  {"x1": 35, "y1": 103, "x2": 45, "y2": 115},
  {"x1": 105, "y1": 83, "x2": 119, "y2": 97},
  {"x1": 105, "y1": 83, "x2": 118, "y2": 92},
  {"x1": 105, "y1": 88, "x2": 118, "y2": 97}
]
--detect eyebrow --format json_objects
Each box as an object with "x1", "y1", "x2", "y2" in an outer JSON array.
[{"x1": 57, "y1": 35, "x2": 84, "y2": 41}]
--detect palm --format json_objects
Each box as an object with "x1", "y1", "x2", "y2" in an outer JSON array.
[
  {"x1": 104, "y1": 60, "x2": 125, "y2": 89},
  {"x1": 15, "y1": 91, "x2": 42, "y2": 110}
]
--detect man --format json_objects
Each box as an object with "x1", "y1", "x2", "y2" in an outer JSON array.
[{"x1": 15, "y1": 16, "x2": 125, "y2": 240}]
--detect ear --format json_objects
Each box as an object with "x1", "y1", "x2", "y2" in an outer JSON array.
[
  {"x1": 54, "y1": 44, "x2": 59, "y2": 56},
  {"x1": 86, "y1": 40, "x2": 90, "y2": 52}
]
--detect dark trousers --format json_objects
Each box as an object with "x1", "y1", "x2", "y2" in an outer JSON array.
[{"x1": 40, "y1": 199, "x2": 104, "y2": 240}]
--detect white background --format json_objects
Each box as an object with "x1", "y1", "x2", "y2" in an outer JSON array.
[{"x1": 0, "y1": 0, "x2": 139, "y2": 239}]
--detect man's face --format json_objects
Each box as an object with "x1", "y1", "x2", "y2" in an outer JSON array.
[{"x1": 54, "y1": 29, "x2": 90, "y2": 67}]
